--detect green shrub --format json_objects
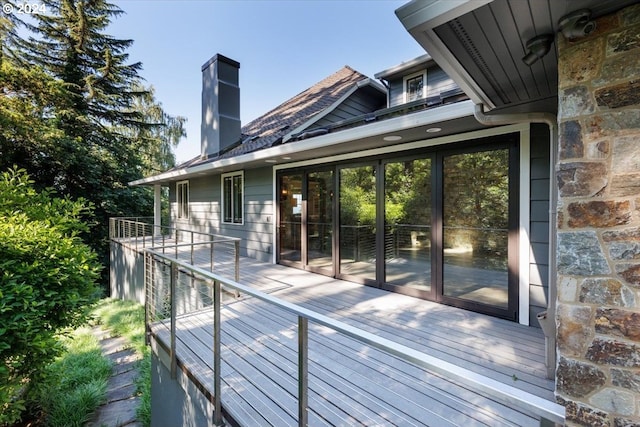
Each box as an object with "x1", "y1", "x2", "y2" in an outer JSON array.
[{"x1": 0, "y1": 167, "x2": 101, "y2": 425}]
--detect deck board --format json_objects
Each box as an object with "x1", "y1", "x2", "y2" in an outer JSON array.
[{"x1": 123, "y1": 237, "x2": 554, "y2": 426}]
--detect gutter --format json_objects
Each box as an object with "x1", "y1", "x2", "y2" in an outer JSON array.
[
  {"x1": 129, "y1": 100, "x2": 476, "y2": 186},
  {"x1": 474, "y1": 104, "x2": 558, "y2": 380}
]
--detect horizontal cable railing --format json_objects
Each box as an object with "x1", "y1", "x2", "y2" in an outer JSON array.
[
  {"x1": 110, "y1": 216, "x2": 241, "y2": 298},
  {"x1": 144, "y1": 249, "x2": 565, "y2": 427}
]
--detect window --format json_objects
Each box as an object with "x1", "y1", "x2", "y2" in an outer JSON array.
[
  {"x1": 222, "y1": 171, "x2": 243, "y2": 224},
  {"x1": 404, "y1": 71, "x2": 426, "y2": 103},
  {"x1": 177, "y1": 180, "x2": 189, "y2": 219}
]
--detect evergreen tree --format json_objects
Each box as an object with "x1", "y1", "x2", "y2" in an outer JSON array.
[{"x1": 1, "y1": 0, "x2": 184, "y2": 288}]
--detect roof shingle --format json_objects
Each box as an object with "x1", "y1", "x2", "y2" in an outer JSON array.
[{"x1": 175, "y1": 65, "x2": 370, "y2": 169}]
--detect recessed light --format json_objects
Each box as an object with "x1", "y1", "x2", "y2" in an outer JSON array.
[
  {"x1": 282, "y1": 156, "x2": 292, "y2": 160},
  {"x1": 265, "y1": 159, "x2": 277, "y2": 163},
  {"x1": 426, "y1": 127, "x2": 442, "y2": 133},
  {"x1": 383, "y1": 135, "x2": 402, "y2": 141}
]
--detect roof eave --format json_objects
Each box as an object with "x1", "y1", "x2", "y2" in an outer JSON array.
[
  {"x1": 374, "y1": 54, "x2": 434, "y2": 80},
  {"x1": 395, "y1": 0, "x2": 495, "y2": 108},
  {"x1": 129, "y1": 99, "x2": 476, "y2": 186}
]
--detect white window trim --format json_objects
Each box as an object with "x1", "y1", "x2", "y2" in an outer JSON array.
[
  {"x1": 403, "y1": 70, "x2": 427, "y2": 103},
  {"x1": 221, "y1": 171, "x2": 244, "y2": 225},
  {"x1": 176, "y1": 180, "x2": 189, "y2": 220}
]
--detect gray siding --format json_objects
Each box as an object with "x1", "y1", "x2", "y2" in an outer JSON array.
[
  {"x1": 529, "y1": 124, "x2": 551, "y2": 326},
  {"x1": 388, "y1": 66, "x2": 459, "y2": 107},
  {"x1": 313, "y1": 89, "x2": 385, "y2": 128},
  {"x1": 170, "y1": 167, "x2": 274, "y2": 263}
]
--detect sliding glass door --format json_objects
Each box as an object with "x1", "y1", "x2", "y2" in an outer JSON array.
[
  {"x1": 306, "y1": 170, "x2": 334, "y2": 274},
  {"x1": 276, "y1": 134, "x2": 519, "y2": 320},
  {"x1": 278, "y1": 173, "x2": 302, "y2": 264},
  {"x1": 384, "y1": 158, "x2": 433, "y2": 296},
  {"x1": 439, "y1": 144, "x2": 517, "y2": 318},
  {"x1": 339, "y1": 165, "x2": 377, "y2": 282}
]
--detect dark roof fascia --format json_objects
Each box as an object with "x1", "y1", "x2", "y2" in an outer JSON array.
[{"x1": 288, "y1": 88, "x2": 467, "y2": 141}]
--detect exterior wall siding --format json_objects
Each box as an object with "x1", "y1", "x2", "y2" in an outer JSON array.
[
  {"x1": 169, "y1": 167, "x2": 273, "y2": 263},
  {"x1": 313, "y1": 89, "x2": 385, "y2": 128},
  {"x1": 388, "y1": 67, "x2": 459, "y2": 107},
  {"x1": 555, "y1": 4, "x2": 640, "y2": 425},
  {"x1": 529, "y1": 123, "x2": 551, "y2": 326}
]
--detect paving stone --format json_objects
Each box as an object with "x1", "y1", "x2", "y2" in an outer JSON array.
[
  {"x1": 88, "y1": 396, "x2": 140, "y2": 427},
  {"x1": 99, "y1": 336, "x2": 131, "y2": 355},
  {"x1": 88, "y1": 326, "x2": 143, "y2": 427},
  {"x1": 112, "y1": 359, "x2": 139, "y2": 376},
  {"x1": 106, "y1": 383, "x2": 138, "y2": 403},
  {"x1": 107, "y1": 368, "x2": 139, "y2": 392}
]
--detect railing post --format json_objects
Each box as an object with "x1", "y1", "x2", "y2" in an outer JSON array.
[
  {"x1": 298, "y1": 316, "x2": 308, "y2": 427},
  {"x1": 175, "y1": 229, "x2": 179, "y2": 259},
  {"x1": 170, "y1": 261, "x2": 177, "y2": 379},
  {"x1": 191, "y1": 231, "x2": 194, "y2": 265},
  {"x1": 235, "y1": 240, "x2": 240, "y2": 283},
  {"x1": 210, "y1": 240, "x2": 215, "y2": 272},
  {"x1": 213, "y1": 280, "x2": 222, "y2": 426},
  {"x1": 144, "y1": 252, "x2": 151, "y2": 346},
  {"x1": 234, "y1": 240, "x2": 240, "y2": 298}
]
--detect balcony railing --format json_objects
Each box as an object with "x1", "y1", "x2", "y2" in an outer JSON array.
[
  {"x1": 143, "y1": 248, "x2": 565, "y2": 427},
  {"x1": 109, "y1": 217, "x2": 241, "y2": 280}
]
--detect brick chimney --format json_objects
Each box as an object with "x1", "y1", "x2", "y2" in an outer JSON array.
[{"x1": 201, "y1": 54, "x2": 241, "y2": 159}]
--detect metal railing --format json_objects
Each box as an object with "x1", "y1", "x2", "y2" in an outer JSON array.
[
  {"x1": 143, "y1": 249, "x2": 565, "y2": 427},
  {"x1": 109, "y1": 217, "x2": 240, "y2": 274}
]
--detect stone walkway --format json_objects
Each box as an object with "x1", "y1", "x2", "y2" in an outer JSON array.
[{"x1": 86, "y1": 327, "x2": 143, "y2": 427}]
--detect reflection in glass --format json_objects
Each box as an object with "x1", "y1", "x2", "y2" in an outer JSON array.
[
  {"x1": 339, "y1": 166, "x2": 376, "y2": 280},
  {"x1": 307, "y1": 171, "x2": 333, "y2": 270},
  {"x1": 279, "y1": 174, "x2": 302, "y2": 263},
  {"x1": 384, "y1": 159, "x2": 432, "y2": 290},
  {"x1": 442, "y1": 149, "x2": 509, "y2": 308}
]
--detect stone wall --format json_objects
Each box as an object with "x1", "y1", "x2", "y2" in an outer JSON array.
[{"x1": 556, "y1": 4, "x2": 640, "y2": 426}]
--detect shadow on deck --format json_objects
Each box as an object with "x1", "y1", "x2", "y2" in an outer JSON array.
[{"x1": 112, "y1": 233, "x2": 560, "y2": 426}]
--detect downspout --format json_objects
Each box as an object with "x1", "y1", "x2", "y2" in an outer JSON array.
[{"x1": 474, "y1": 104, "x2": 558, "y2": 380}]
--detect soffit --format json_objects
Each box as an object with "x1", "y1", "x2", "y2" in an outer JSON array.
[{"x1": 396, "y1": 0, "x2": 637, "y2": 115}]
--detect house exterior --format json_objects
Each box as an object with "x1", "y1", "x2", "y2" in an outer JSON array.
[
  {"x1": 121, "y1": 0, "x2": 640, "y2": 425},
  {"x1": 131, "y1": 51, "x2": 553, "y2": 328}
]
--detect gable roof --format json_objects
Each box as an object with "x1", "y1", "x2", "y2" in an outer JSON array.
[{"x1": 174, "y1": 66, "x2": 379, "y2": 170}]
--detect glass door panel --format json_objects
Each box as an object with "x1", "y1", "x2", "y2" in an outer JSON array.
[
  {"x1": 442, "y1": 148, "x2": 510, "y2": 308},
  {"x1": 278, "y1": 174, "x2": 302, "y2": 264},
  {"x1": 384, "y1": 159, "x2": 432, "y2": 291},
  {"x1": 339, "y1": 165, "x2": 376, "y2": 281},
  {"x1": 307, "y1": 170, "x2": 334, "y2": 272}
]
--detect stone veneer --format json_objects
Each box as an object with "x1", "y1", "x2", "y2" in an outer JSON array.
[{"x1": 556, "y1": 3, "x2": 640, "y2": 426}]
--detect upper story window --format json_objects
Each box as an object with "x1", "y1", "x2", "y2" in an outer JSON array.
[
  {"x1": 222, "y1": 171, "x2": 243, "y2": 224},
  {"x1": 177, "y1": 180, "x2": 189, "y2": 219},
  {"x1": 404, "y1": 71, "x2": 426, "y2": 103}
]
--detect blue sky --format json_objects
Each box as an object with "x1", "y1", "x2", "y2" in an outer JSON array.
[{"x1": 110, "y1": 1, "x2": 425, "y2": 163}]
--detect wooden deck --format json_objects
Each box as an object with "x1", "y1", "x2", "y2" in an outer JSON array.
[{"x1": 124, "y1": 237, "x2": 555, "y2": 426}]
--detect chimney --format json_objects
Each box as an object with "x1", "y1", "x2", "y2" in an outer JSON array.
[{"x1": 201, "y1": 54, "x2": 241, "y2": 159}]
